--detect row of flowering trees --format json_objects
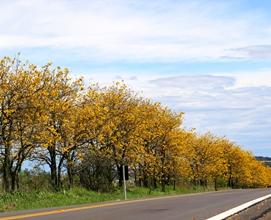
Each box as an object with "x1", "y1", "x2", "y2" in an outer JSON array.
[{"x1": 0, "y1": 56, "x2": 270, "y2": 192}]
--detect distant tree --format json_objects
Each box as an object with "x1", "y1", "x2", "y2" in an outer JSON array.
[{"x1": 78, "y1": 150, "x2": 116, "y2": 192}]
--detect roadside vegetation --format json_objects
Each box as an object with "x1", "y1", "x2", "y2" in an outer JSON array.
[
  {"x1": 0, "y1": 185, "x2": 210, "y2": 212},
  {"x1": 0, "y1": 56, "x2": 270, "y2": 212}
]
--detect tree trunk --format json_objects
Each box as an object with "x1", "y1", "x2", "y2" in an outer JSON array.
[
  {"x1": 161, "y1": 172, "x2": 166, "y2": 192},
  {"x1": 66, "y1": 151, "x2": 76, "y2": 189},
  {"x1": 57, "y1": 156, "x2": 65, "y2": 189},
  {"x1": 49, "y1": 147, "x2": 58, "y2": 191},
  {"x1": 50, "y1": 163, "x2": 58, "y2": 190},
  {"x1": 67, "y1": 164, "x2": 74, "y2": 189},
  {"x1": 57, "y1": 166, "x2": 62, "y2": 189},
  {"x1": 161, "y1": 180, "x2": 166, "y2": 192},
  {"x1": 153, "y1": 177, "x2": 157, "y2": 189},
  {"x1": 11, "y1": 172, "x2": 17, "y2": 192},
  {"x1": 214, "y1": 178, "x2": 218, "y2": 191},
  {"x1": 16, "y1": 173, "x2": 20, "y2": 190},
  {"x1": 3, "y1": 147, "x2": 12, "y2": 192},
  {"x1": 161, "y1": 149, "x2": 166, "y2": 192},
  {"x1": 142, "y1": 173, "x2": 148, "y2": 187},
  {"x1": 228, "y1": 176, "x2": 233, "y2": 188},
  {"x1": 134, "y1": 169, "x2": 138, "y2": 186}
]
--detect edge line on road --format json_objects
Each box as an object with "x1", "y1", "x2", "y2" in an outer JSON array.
[{"x1": 206, "y1": 193, "x2": 271, "y2": 220}]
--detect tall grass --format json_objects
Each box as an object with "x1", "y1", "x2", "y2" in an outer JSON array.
[{"x1": 0, "y1": 185, "x2": 214, "y2": 212}]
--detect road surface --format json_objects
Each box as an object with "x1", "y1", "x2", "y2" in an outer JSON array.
[{"x1": 0, "y1": 189, "x2": 270, "y2": 220}]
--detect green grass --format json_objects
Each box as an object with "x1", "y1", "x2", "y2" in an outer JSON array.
[{"x1": 0, "y1": 186, "x2": 215, "y2": 212}]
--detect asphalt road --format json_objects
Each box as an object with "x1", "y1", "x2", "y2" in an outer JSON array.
[{"x1": 1, "y1": 188, "x2": 271, "y2": 220}]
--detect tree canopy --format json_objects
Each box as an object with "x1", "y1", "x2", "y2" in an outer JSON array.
[{"x1": 0, "y1": 56, "x2": 270, "y2": 192}]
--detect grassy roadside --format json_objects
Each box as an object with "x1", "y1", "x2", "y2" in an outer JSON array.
[{"x1": 0, "y1": 186, "x2": 217, "y2": 212}]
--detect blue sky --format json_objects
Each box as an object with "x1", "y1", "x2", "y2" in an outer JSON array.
[{"x1": 1, "y1": 0, "x2": 271, "y2": 156}]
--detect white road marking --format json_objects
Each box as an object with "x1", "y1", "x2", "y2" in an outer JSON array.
[{"x1": 207, "y1": 194, "x2": 271, "y2": 220}]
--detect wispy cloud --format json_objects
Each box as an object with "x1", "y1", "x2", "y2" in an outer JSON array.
[
  {"x1": 1, "y1": 0, "x2": 271, "y2": 61},
  {"x1": 1, "y1": 0, "x2": 271, "y2": 155},
  {"x1": 139, "y1": 73, "x2": 271, "y2": 154},
  {"x1": 150, "y1": 75, "x2": 235, "y2": 90},
  {"x1": 230, "y1": 45, "x2": 271, "y2": 59}
]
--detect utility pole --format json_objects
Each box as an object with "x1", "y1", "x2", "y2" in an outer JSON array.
[{"x1": 122, "y1": 165, "x2": 127, "y2": 200}]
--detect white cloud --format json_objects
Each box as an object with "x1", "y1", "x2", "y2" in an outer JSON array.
[
  {"x1": 1, "y1": 0, "x2": 271, "y2": 61},
  {"x1": 150, "y1": 75, "x2": 234, "y2": 90},
  {"x1": 230, "y1": 45, "x2": 271, "y2": 59},
  {"x1": 1, "y1": 0, "x2": 271, "y2": 155},
  {"x1": 227, "y1": 69, "x2": 271, "y2": 88},
  {"x1": 91, "y1": 72, "x2": 270, "y2": 155}
]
